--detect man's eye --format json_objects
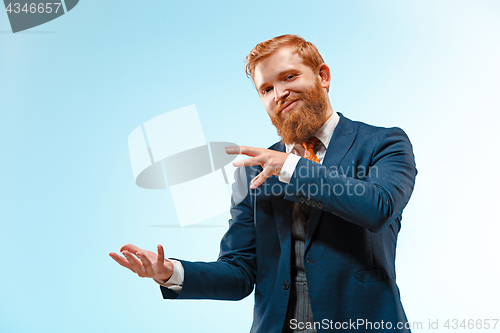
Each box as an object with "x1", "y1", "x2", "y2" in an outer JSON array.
[
  {"x1": 263, "y1": 87, "x2": 273, "y2": 95},
  {"x1": 285, "y1": 75, "x2": 295, "y2": 80}
]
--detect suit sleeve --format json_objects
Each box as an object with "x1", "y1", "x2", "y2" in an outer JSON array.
[
  {"x1": 160, "y1": 166, "x2": 257, "y2": 300},
  {"x1": 284, "y1": 127, "x2": 417, "y2": 232}
]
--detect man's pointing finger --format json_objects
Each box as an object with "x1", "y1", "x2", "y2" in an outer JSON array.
[{"x1": 225, "y1": 146, "x2": 262, "y2": 157}]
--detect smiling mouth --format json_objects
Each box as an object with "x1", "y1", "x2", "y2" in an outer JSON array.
[{"x1": 280, "y1": 99, "x2": 299, "y2": 114}]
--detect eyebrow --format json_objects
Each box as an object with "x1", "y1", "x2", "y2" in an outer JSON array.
[{"x1": 257, "y1": 69, "x2": 297, "y2": 94}]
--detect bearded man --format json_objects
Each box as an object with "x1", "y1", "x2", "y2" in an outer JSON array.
[{"x1": 110, "y1": 35, "x2": 417, "y2": 333}]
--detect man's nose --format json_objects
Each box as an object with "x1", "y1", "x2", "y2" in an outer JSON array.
[{"x1": 274, "y1": 85, "x2": 289, "y2": 103}]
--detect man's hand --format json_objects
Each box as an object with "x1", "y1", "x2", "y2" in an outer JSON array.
[
  {"x1": 226, "y1": 146, "x2": 289, "y2": 189},
  {"x1": 109, "y1": 244, "x2": 173, "y2": 282}
]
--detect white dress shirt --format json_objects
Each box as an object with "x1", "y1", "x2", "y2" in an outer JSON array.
[{"x1": 156, "y1": 112, "x2": 340, "y2": 292}]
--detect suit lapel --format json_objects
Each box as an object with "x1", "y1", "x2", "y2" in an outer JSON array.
[
  {"x1": 269, "y1": 141, "x2": 292, "y2": 254},
  {"x1": 271, "y1": 194, "x2": 292, "y2": 255},
  {"x1": 305, "y1": 113, "x2": 357, "y2": 253}
]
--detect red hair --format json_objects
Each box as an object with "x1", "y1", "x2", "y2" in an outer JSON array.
[{"x1": 245, "y1": 34, "x2": 325, "y2": 80}]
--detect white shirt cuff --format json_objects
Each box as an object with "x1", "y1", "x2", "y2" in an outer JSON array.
[
  {"x1": 154, "y1": 259, "x2": 184, "y2": 293},
  {"x1": 279, "y1": 154, "x2": 301, "y2": 183}
]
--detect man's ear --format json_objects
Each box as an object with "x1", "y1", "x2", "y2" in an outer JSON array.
[{"x1": 318, "y1": 63, "x2": 331, "y2": 90}]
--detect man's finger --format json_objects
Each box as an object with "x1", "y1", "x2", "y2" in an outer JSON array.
[
  {"x1": 233, "y1": 156, "x2": 260, "y2": 167},
  {"x1": 157, "y1": 245, "x2": 165, "y2": 268},
  {"x1": 119, "y1": 244, "x2": 142, "y2": 253},
  {"x1": 250, "y1": 166, "x2": 279, "y2": 189},
  {"x1": 137, "y1": 252, "x2": 155, "y2": 276},
  {"x1": 225, "y1": 146, "x2": 261, "y2": 157},
  {"x1": 122, "y1": 250, "x2": 145, "y2": 276},
  {"x1": 250, "y1": 172, "x2": 266, "y2": 189},
  {"x1": 109, "y1": 252, "x2": 136, "y2": 273}
]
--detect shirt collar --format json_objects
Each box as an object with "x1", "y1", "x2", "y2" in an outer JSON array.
[{"x1": 285, "y1": 111, "x2": 340, "y2": 153}]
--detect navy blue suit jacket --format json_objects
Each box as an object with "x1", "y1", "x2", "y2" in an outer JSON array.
[{"x1": 161, "y1": 113, "x2": 417, "y2": 332}]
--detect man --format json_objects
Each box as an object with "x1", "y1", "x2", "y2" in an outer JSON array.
[{"x1": 110, "y1": 34, "x2": 417, "y2": 332}]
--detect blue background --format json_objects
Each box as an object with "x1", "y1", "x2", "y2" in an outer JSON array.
[{"x1": 1, "y1": 1, "x2": 499, "y2": 332}]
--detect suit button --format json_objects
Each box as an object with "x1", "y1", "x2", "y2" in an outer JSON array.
[
  {"x1": 298, "y1": 197, "x2": 305, "y2": 204},
  {"x1": 317, "y1": 202, "x2": 323, "y2": 209},
  {"x1": 305, "y1": 199, "x2": 310, "y2": 205},
  {"x1": 283, "y1": 281, "x2": 290, "y2": 290},
  {"x1": 311, "y1": 201, "x2": 316, "y2": 207}
]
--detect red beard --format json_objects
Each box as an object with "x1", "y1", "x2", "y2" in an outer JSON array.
[{"x1": 269, "y1": 78, "x2": 329, "y2": 145}]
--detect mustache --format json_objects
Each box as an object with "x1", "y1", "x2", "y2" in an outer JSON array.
[{"x1": 276, "y1": 96, "x2": 302, "y2": 114}]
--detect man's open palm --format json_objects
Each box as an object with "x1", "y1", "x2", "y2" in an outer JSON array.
[{"x1": 109, "y1": 244, "x2": 173, "y2": 281}]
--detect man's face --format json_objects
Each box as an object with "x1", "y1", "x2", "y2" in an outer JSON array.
[{"x1": 253, "y1": 47, "x2": 331, "y2": 144}]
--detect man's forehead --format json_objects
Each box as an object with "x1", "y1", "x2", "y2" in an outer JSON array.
[
  {"x1": 255, "y1": 48, "x2": 303, "y2": 73},
  {"x1": 253, "y1": 48, "x2": 306, "y2": 87}
]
